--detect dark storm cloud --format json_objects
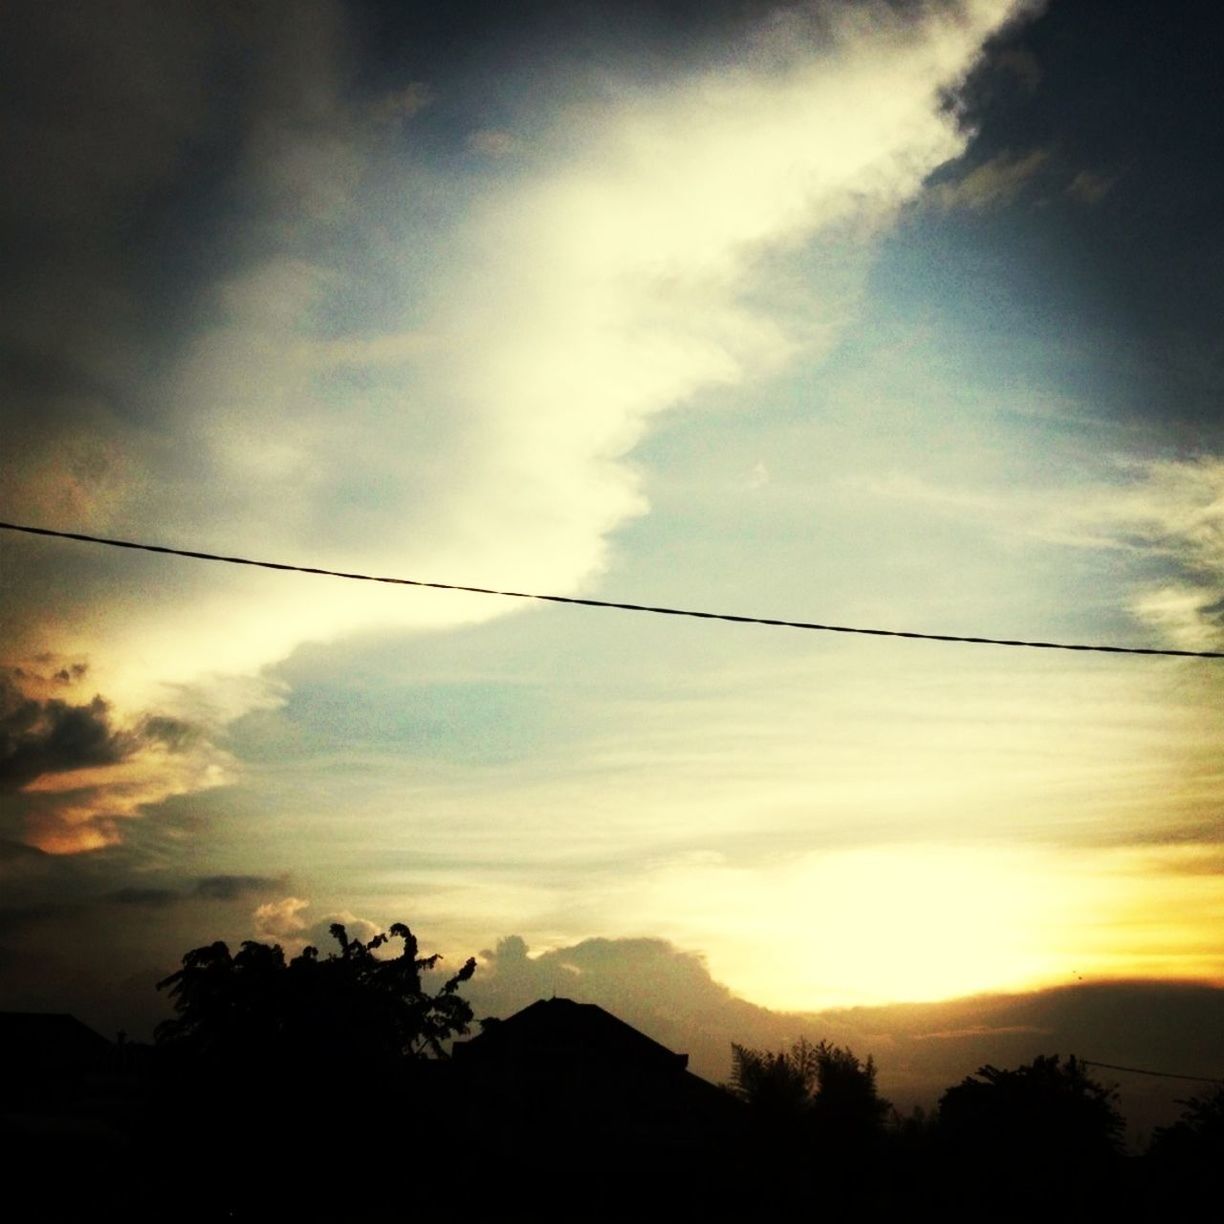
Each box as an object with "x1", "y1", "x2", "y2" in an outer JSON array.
[
  {"x1": 0, "y1": 0, "x2": 362, "y2": 539},
  {"x1": 139, "y1": 716, "x2": 201, "y2": 752},
  {"x1": 0, "y1": 666, "x2": 206, "y2": 792},
  {"x1": 0, "y1": 2, "x2": 218, "y2": 431},
  {"x1": 106, "y1": 874, "x2": 280, "y2": 905},
  {"x1": 351, "y1": 0, "x2": 996, "y2": 150},
  {"x1": 930, "y1": 0, "x2": 1224, "y2": 431},
  {"x1": 0, "y1": 837, "x2": 50, "y2": 865},
  {"x1": 0, "y1": 671, "x2": 135, "y2": 791},
  {"x1": 353, "y1": 0, "x2": 796, "y2": 84},
  {"x1": 192, "y1": 874, "x2": 281, "y2": 901},
  {"x1": 0, "y1": 665, "x2": 218, "y2": 852},
  {"x1": 0, "y1": 848, "x2": 291, "y2": 1031}
]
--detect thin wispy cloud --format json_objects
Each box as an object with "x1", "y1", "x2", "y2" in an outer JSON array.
[
  {"x1": 850, "y1": 457, "x2": 1224, "y2": 648},
  {"x1": 932, "y1": 147, "x2": 1049, "y2": 210}
]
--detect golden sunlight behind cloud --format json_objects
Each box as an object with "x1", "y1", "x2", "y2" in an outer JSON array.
[{"x1": 639, "y1": 844, "x2": 1224, "y2": 1011}]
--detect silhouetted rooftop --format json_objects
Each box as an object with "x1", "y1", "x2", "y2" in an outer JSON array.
[
  {"x1": 454, "y1": 996, "x2": 688, "y2": 1073},
  {"x1": 0, "y1": 1011, "x2": 112, "y2": 1067}
]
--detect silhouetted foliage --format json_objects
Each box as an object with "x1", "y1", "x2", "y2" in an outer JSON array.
[
  {"x1": 936, "y1": 1054, "x2": 1124, "y2": 1214},
  {"x1": 156, "y1": 920, "x2": 476, "y2": 1070},
  {"x1": 1151, "y1": 1082, "x2": 1224, "y2": 1151},
  {"x1": 808, "y1": 1039, "x2": 891, "y2": 1135},
  {"x1": 148, "y1": 922, "x2": 478, "y2": 1218},
  {"x1": 939, "y1": 1053, "x2": 1123, "y2": 1154},
  {"x1": 728, "y1": 1036, "x2": 817, "y2": 1119},
  {"x1": 1146, "y1": 1083, "x2": 1224, "y2": 1207},
  {"x1": 729, "y1": 1036, "x2": 889, "y2": 1127},
  {"x1": 728, "y1": 1036, "x2": 891, "y2": 1209}
]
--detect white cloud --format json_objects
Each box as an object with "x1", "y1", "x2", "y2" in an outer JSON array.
[
  {"x1": 932, "y1": 147, "x2": 1049, "y2": 210},
  {"x1": 852, "y1": 455, "x2": 1224, "y2": 648},
  {"x1": 1130, "y1": 585, "x2": 1224, "y2": 652},
  {"x1": 313, "y1": 910, "x2": 382, "y2": 950},
  {"x1": 253, "y1": 896, "x2": 311, "y2": 943},
  {"x1": 1066, "y1": 168, "x2": 1116, "y2": 205},
  {"x1": 1077, "y1": 457, "x2": 1224, "y2": 647},
  {"x1": 8, "y1": 1, "x2": 1036, "y2": 840},
  {"x1": 1085, "y1": 458, "x2": 1224, "y2": 574},
  {"x1": 747, "y1": 460, "x2": 771, "y2": 490}
]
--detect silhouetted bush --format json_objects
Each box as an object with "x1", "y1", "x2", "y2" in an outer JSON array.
[
  {"x1": 936, "y1": 1054, "x2": 1124, "y2": 1216},
  {"x1": 1146, "y1": 1084, "x2": 1224, "y2": 1208}
]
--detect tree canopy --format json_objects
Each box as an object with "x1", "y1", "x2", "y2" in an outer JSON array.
[
  {"x1": 936, "y1": 1054, "x2": 1123, "y2": 1213},
  {"x1": 1146, "y1": 1084, "x2": 1224, "y2": 1206},
  {"x1": 727, "y1": 1037, "x2": 892, "y2": 1208},
  {"x1": 938, "y1": 1053, "x2": 1123, "y2": 1158},
  {"x1": 156, "y1": 920, "x2": 477, "y2": 1072},
  {"x1": 729, "y1": 1036, "x2": 889, "y2": 1128}
]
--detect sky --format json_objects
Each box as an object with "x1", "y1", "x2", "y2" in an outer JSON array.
[{"x1": 2, "y1": 0, "x2": 1223, "y2": 1100}]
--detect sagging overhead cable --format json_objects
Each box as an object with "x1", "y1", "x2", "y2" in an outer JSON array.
[{"x1": 2, "y1": 520, "x2": 1222, "y2": 660}]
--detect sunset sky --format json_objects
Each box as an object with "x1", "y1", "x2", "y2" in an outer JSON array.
[{"x1": 2, "y1": 0, "x2": 1222, "y2": 1078}]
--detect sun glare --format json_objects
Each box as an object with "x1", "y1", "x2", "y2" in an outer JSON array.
[{"x1": 655, "y1": 844, "x2": 1200, "y2": 1011}]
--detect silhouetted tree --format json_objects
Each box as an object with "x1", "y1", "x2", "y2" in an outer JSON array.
[
  {"x1": 728, "y1": 1036, "x2": 818, "y2": 1121},
  {"x1": 156, "y1": 921, "x2": 476, "y2": 1070},
  {"x1": 728, "y1": 1037, "x2": 891, "y2": 1209},
  {"x1": 808, "y1": 1039, "x2": 890, "y2": 1135},
  {"x1": 729, "y1": 1036, "x2": 888, "y2": 1127},
  {"x1": 936, "y1": 1054, "x2": 1124, "y2": 1214},
  {"x1": 1146, "y1": 1084, "x2": 1224, "y2": 1207},
  {"x1": 151, "y1": 922, "x2": 477, "y2": 1216}
]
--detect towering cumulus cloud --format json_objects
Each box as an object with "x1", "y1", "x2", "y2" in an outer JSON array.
[{"x1": 0, "y1": 1, "x2": 1034, "y2": 850}]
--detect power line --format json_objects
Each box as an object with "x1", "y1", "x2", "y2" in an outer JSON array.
[
  {"x1": 1080, "y1": 1059, "x2": 1224, "y2": 1086},
  {"x1": 3, "y1": 518, "x2": 1223, "y2": 659}
]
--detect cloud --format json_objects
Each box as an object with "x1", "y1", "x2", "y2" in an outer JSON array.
[
  {"x1": 1086, "y1": 458, "x2": 1224, "y2": 575},
  {"x1": 746, "y1": 460, "x2": 771, "y2": 490},
  {"x1": 467, "y1": 933, "x2": 792, "y2": 1079},
  {"x1": 194, "y1": 875, "x2": 282, "y2": 902},
  {"x1": 1129, "y1": 586, "x2": 1224, "y2": 652},
  {"x1": 308, "y1": 910, "x2": 382, "y2": 951},
  {"x1": 0, "y1": 3, "x2": 355, "y2": 535},
  {"x1": 1067, "y1": 168, "x2": 1116, "y2": 205},
  {"x1": 0, "y1": 838, "x2": 50, "y2": 868},
  {"x1": 0, "y1": 0, "x2": 1036, "y2": 843},
  {"x1": 932, "y1": 147, "x2": 1049, "y2": 210},
  {"x1": 466, "y1": 129, "x2": 517, "y2": 158},
  {"x1": 912, "y1": 1024, "x2": 1051, "y2": 1041},
  {"x1": 372, "y1": 82, "x2": 433, "y2": 124},
  {"x1": 0, "y1": 665, "x2": 231, "y2": 854},
  {"x1": 104, "y1": 874, "x2": 281, "y2": 908},
  {"x1": 850, "y1": 456, "x2": 1224, "y2": 649},
  {"x1": 0, "y1": 670, "x2": 134, "y2": 791},
  {"x1": 252, "y1": 896, "x2": 311, "y2": 943},
  {"x1": 1078, "y1": 458, "x2": 1224, "y2": 648},
  {"x1": 996, "y1": 46, "x2": 1042, "y2": 92}
]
